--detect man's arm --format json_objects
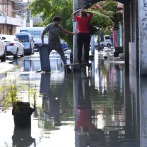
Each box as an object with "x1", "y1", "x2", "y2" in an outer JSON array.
[
  {"x1": 62, "y1": 29, "x2": 75, "y2": 36},
  {"x1": 41, "y1": 31, "x2": 46, "y2": 45}
]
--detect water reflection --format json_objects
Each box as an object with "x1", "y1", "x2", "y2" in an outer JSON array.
[
  {"x1": 40, "y1": 73, "x2": 66, "y2": 126},
  {"x1": 12, "y1": 56, "x2": 65, "y2": 72},
  {"x1": 73, "y1": 58, "x2": 139, "y2": 146},
  {"x1": 12, "y1": 101, "x2": 36, "y2": 147},
  {"x1": 0, "y1": 52, "x2": 144, "y2": 146},
  {"x1": 12, "y1": 127, "x2": 35, "y2": 147},
  {"x1": 74, "y1": 72, "x2": 105, "y2": 147}
]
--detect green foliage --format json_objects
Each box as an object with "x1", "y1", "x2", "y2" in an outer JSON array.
[
  {"x1": 33, "y1": 21, "x2": 43, "y2": 27},
  {"x1": 90, "y1": 10, "x2": 114, "y2": 28},
  {"x1": 91, "y1": 1, "x2": 122, "y2": 30},
  {"x1": 29, "y1": 0, "x2": 121, "y2": 48},
  {"x1": 29, "y1": 0, "x2": 73, "y2": 49}
]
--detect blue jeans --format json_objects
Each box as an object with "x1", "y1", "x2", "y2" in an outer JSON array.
[{"x1": 48, "y1": 41, "x2": 67, "y2": 64}]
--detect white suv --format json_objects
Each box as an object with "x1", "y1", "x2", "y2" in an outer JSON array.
[{"x1": 0, "y1": 37, "x2": 6, "y2": 62}]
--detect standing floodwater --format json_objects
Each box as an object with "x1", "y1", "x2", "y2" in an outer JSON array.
[{"x1": 0, "y1": 50, "x2": 143, "y2": 147}]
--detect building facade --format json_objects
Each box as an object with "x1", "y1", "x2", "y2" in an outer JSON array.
[{"x1": 0, "y1": 0, "x2": 24, "y2": 35}]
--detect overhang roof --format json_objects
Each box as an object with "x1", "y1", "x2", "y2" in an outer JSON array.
[{"x1": 84, "y1": 0, "x2": 131, "y2": 9}]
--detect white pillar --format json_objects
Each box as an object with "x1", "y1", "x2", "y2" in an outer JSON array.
[
  {"x1": 91, "y1": 35, "x2": 95, "y2": 55},
  {"x1": 139, "y1": 1, "x2": 147, "y2": 75},
  {"x1": 30, "y1": 20, "x2": 33, "y2": 27}
]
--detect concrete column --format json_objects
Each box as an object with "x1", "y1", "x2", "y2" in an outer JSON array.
[
  {"x1": 73, "y1": 0, "x2": 84, "y2": 65},
  {"x1": 3, "y1": 0, "x2": 4, "y2": 15},
  {"x1": 135, "y1": 0, "x2": 139, "y2": 72},
  {"x1": 138, "y1": 0, "x2": 147, "y2": 75},
  {"x1": 140, "y1": 78, "x2": 147, "y2": 146},
  {"x1": 123, "y1": 4, "x2": 131, "y2": 65}
]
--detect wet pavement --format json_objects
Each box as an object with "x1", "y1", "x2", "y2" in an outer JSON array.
[{"x1": 0, "y1": 49, "x2": 145, "y2": 147}]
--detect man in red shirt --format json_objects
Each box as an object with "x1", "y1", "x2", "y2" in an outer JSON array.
[{"x1": 73, "y1": 9, "x2": 93, "y2": 64}]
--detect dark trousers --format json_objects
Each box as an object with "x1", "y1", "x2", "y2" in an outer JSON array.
[{"x1": 77, "y1": 33, "x2": 90, "y2": 62}]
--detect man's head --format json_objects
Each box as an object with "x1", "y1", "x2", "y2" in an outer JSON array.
[{"x1": 52, "y1": 16, "x2": 61, "y2": 26}]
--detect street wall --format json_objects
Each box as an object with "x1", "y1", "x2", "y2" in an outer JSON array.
[
  {"x1": 139, "y1": 0, "x2": 147, "y2": 75},
  {"x1": 0, "y1": 0, "x2": 13, "y2": 17},
  {"x1": 0, "y1": 24, "x2": 16, "y2": 35}
]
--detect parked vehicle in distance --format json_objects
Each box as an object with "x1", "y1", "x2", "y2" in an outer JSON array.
[
  {"x1": 0, "y1": 36, "x2": 6, "y2": 62},
  {"x1": 0, "y1": 35, "x2": 24, "y2": 58},
  {"x1": 100, "y1": 35, "x2": 112, "y2": 48},
  {"x1": 16, "y1": 27, "x2": 68, "y2": 52},
  {"x1": 16, "y1": 27, "x2": 48, "y2": 47},
  {"x1": 15, "y1": 32, "x2": 35, "y2": 55},
  {"x1": 95, "y1": 35, "x2": 112, "y2": 48}
]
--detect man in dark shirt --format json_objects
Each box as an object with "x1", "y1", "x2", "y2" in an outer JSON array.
[{"x1": 41, "y1": 16, "x2": 75, "y2": 65}]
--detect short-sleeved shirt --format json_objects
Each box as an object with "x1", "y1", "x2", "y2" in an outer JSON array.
[
  {"x1": 74, "y1": 14, "x2": 93, "y2": 33},
  {"x1": 43, "y1": 23, "x2": 63, "y2": 43}
]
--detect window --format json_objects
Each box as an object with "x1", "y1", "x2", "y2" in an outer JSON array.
[
  {"x1": 105, "y1": 36, "x2": 111, "y2": 39},
  {"x1": 20, "y1": 30, "x2": 28, "y2": 33},
  {"x1": 28, "y1": 31, "x2": 41, "y2": 38},
  {"x1": 16, "y1": 35, "x2": 29, "y2": 42},
  {"x1": 19, "y1": 30, "x2": 48, "y2": 38},
  {"x1": 14, "y1": 37, "x2": 19, "y2": 42}
]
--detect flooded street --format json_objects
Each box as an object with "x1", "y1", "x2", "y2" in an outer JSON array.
[{"x1": 0, "y1": 49, "x2": 144, "y2": 147}]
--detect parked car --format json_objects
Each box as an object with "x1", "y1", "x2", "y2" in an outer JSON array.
[
  {"x1": 15, "y1": 32, "x2": 35, "y2": 55},
  {"x1": 0, "y1": 35, "x2": 24, "y2": 58},
  {"x1": 0, "y1": 36, "x2": 6, "y2": 62},
  {"x1": 95, "y1": 35, "x2": 112, "y2": 49},
  {"x1": 100, "y1": 35, "x2": 112, "y2": 48}
]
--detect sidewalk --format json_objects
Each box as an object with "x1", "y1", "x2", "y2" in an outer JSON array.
[{"x1": 0, "y1": 62, "x2": 14, "y2": 73}]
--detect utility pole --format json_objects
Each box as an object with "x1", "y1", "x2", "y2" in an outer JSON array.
[
  {"x1": 3, "y1": 0, "x2": 4, "y2": 15},
  {"x1": 26, "y1": 0, "x2": 30, "y2": 27},
  {"x1": 73, "y1": 0, "x2": 85, "y2": 67}
]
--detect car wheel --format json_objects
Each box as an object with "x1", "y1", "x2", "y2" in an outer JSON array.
[
  {"x1": 21, "y1": 48, "x2": 24, "y2": 57},
  {"x1": 14, "y1": 49, "x2": 18, "y2": 58},
  {"x1": 107, "y1": 44, "x2": 111, "y2": 48},
  {"x1": 1, "y1": 48, "x2": 6, "y2": 62}
]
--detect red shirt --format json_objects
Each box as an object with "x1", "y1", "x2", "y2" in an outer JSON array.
[
  {"x1": 74, "y1": 14, "x2": 93, "y2": 33},
  {"x1": 75, "y1": 109, "x2": 94, "y2": 130}
]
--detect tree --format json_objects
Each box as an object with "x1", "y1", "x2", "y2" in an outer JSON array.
[
  {"x1": 29, "y1": 0, "x2": 117, "y2": 49},
  {"x1": 90, "y1": 1, "x2": 122, "y2": 41},
  {"x1": 90, "y1": 1, "x2": 122, "y2": 30},
  {"x1": 29, "y1": 0, "x2": 73, "y2": 49},
  {"x1": 33, "y1": 22, "x2": 43, "y2": 27}
]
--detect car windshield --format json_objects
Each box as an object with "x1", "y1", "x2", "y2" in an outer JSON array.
[
  {"x1": 105, "y1": 36, "x2": 111, "y2": 39},
  {"x1": 16, "y1": 35, "x2": 29, "y2": 42}
]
